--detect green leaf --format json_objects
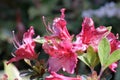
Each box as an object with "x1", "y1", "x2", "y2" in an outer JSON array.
[
  {"x1": 78, "y1": 53, "x2": 89, "y2": 67},
  {"x1": 104, "y1": 49, "x2": 120, "y2": 69},
  {"x1": 87, "y1": 46, "x2": 99, "y2": 68},
  {"x1": 98, "y1": 38, "x2": 110, "y2": 66},
  {"x1": 98, "y1": 38, "x2": 120, "y2": 71},
  {"x1": 34, "y1": 37, "x2": 46, "y2": 44},
  {"x1": 4, "y1": 61, "x2": 22, "y2": 80},
  {"x1": 78, "y1": 46, "x2": 99, "y2": 69}
]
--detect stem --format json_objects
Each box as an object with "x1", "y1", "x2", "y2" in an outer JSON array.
[
  {"x1": 90, "y1": 67, "x2": 94, "y2": 73},
  {"x1": 98, "y1": 68, "x2": 105, "y2": 80}
]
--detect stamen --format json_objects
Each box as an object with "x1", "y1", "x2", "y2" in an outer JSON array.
[
  {"x1": 42, "y1": 16, "x2": 53, "y2": 34},
  {"x1": 11, "y1": 52, "x2": 16, "y2": 57},
  {"x1": 13, "y1": 41, "x2": 18, "y2": 49},
  {"x1": 12, "y1": 31, "x2": 20, "y2": 48}
]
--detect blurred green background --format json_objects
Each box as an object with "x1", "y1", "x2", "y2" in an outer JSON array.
[{"x1": 0, "y1": 0, "x2": 120, "y2": 80}]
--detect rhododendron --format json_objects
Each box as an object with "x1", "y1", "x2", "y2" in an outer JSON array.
[
  {"x1": 45, "y1": 72, "x2": 81, "y2": 80},
  {"x1": 42, "y1": 8, "x2": 77, "y2": 74},
  {"x1": 5, "y1": 8, "x2": 120, "y2": 80},
  {"x1": 43, "y1": 39, "x2": 77, "y2": 74},
  {"x1": 73, "y1": 17, "x2": 109, "y2": 52},
  {"x1": 72, "y1": 17, "x2": 120, "y2": 73},
  {"x1": 44, "y1": 8, "x2": 72, "y2": 40},
  {"x1": 7, "y1": 26, "x2": 37, "y2": 64}
]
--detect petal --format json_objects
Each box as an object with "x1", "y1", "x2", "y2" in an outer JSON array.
[
  {"x1": 48, "y1": 52, "x2": 77, "y2": 74},
  {"x1": 23, "y1": 26, "x2": 35, "y2": 43},
  {"x1": 48, "y1": 57, "x2": 63, "y2": 72},
  {"x1": 15, "y1": 44, "x2": 37, "y2": 59},
  {"x1": 7, "y1": 56, "x2": 23, "y2": 65},
  {"x1": 45, "y1": 8, "x2": 71, "y2": 40},
  {"x1": 80, "y1": 17, "x2": 95, "y2": 40},
  {"x1": 62, "y1": 53, "x2": 77, "y2": 74},
  {"x1": 107, "y1": 33, "x2": 116, "y2": 42},
  {"x1": 109, "y1": 62, "x2": 117, "y2": 72}
]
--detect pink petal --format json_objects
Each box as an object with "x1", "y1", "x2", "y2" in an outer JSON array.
[
  {"x1": 23, "y1": 26, "x2": 35, "y2": 43},
  {"x1": 7, "y1": 56, "x2": 23, "y2": 65},
  {"x1": 109, "y1": 62, "x2": 117, "y2": 72},
  {"x1": 48, "y1": 52, "x2": 77, "y2": 74},
  {"x1": 44, "y1": 39, "x2": 77, "y2": 74}
]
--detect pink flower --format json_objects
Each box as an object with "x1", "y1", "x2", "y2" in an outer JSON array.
[
  {"x1": 43, "y1": 8, "x2": 77, "y2": 74},
  {"x1": 73, "y1": 17, "x2": 109, "y2": 52},
  {"x1": 73, "y1": 17, "x2": 120, "y2": 72},
  {"x1": 45, "y1": 72, "x2": 81, "y2": 80},
  {"x1": 7, "y1": 26, "x2": 37, "y2": 64},
  {"x1": 44, "y1": 8, "x2": 71, "y2": 40},
  {"x1": 107, "y1": 33, "x2": 120, "y2": 72},
  {"x1": 43, "y1": 39, "x2": 77, "y2": 74}
]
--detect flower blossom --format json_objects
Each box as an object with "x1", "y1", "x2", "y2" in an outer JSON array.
[
  {"x1": 7, "y1": 26, "x2": 37, "y2": 64},
  {"x1": 43, "y1": 40, "x2": 77, "y2": 74},
  {"x1": 72, "y1": 17, "x2": 120, "y2": 72},
  {"x1": 43, "y1": 8, "x2": 72, "y2": 40},
  {"x1": 107, "y1": 33, "x2": 120, "y2": 72},
  {"x1": 73, "y1": 17, "x2": 109, "y2": 52},
  {"x1": 43, "y1": 8, "x2": 77, "y2": 74},
  {"x1": 45, "y1": 72, "x2": 81, "y2": 80},
  {"x1": 45, "y1": 40, "x2": 77, "y2": 74}
]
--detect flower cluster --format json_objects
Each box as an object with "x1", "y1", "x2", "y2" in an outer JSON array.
[{"x1": 7, "y1": 8, "x2": 120, "y2": 80}]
